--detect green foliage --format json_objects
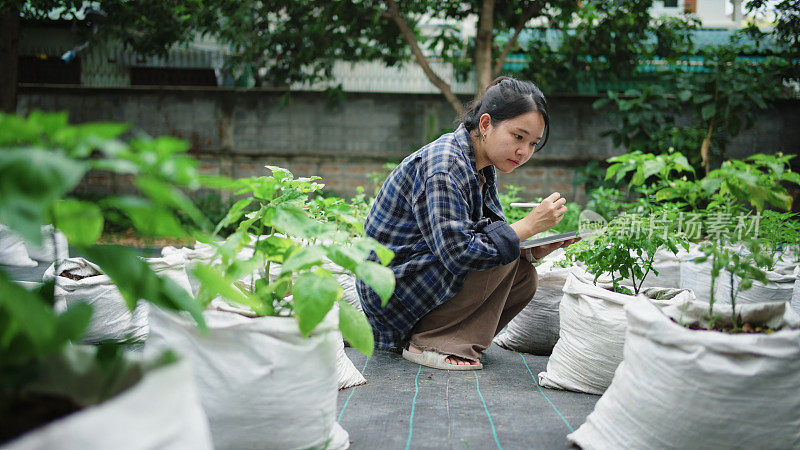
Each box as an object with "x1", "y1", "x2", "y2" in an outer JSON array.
[
  {"x1": 758, "y1": 211, "x2": 800, "y2": 264},
  {"x1": 693, "y1": 240, "x2": 770, "y2": 330},
  {"x1": 595, "y1": 43, "x2": 792, "y2": 173},
  {"x1": 703, "y1": 153, "x2": 798, "y2": 212},
  {"x1": 523, "y1": 1, "x2": 695, "y2": 94},
  {"x1": 498, "y1": 185, "x2": 527, "y2": 223},
  {"x1": 605, "y1": 149, "x2": 694, "y2": 187},
  {"x1": 208, "y1": 166, "x2": 395, "y2": 356},
  {"x1": 584, "y1": 186, "x2": 629, "y2": 221},
  {"x1": 0, "y1": 111, "x2": 219, "y2": 430},
  {"x1": 564, "y1": 205, "x2": 688, "y2": 295}
]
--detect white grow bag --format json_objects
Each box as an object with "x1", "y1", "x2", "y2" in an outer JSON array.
[
  {"x1": 494, "y1": 264, "x2": 595, "y2": 355},
  {"x1": 538, "y1": 272, "x2": 694, "y2": 395},
  {"x1": 26, "y1": 225, "x2": 69, "y2": 262},
  {"x1": 568, "y1": 299, "x2": 800, "y2": 450},
  {"x1": 792, "y1": 266, "x2": 800, "y2": 316},
  {"x1": 144, "y1": 253, "x2": 194, "y2": 297},
  {"x1": 0, "y1": 225, "x2": 37, "y2": 267},
  {"x1": 44, "y1": 258, "x2": 149, "y2": 344},
  {"x1": 145, "y1": 305, "x2": 350, "y2": 450},
  {"x1": 1, "y1": 359, "x2": 213, "y2": 450},
  {"x1": 681, "y1": 248, "x2": 797, "y2": 305}
]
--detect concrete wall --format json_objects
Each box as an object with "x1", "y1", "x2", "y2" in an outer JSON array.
[{"x1": 17, "y1": 86, "x2": 800, "y2": 204}]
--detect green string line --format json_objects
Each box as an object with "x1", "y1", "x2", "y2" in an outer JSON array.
[
  {"x1": 520, "y1": 353, "x2": 574, "y2": 432},
  {"x1": 474, "y1": 370, "x2": 503, "y2": 450},
  {"x1": 405, "y1": 365, "x2": 422, "y2": 450},
  {"x1": 337, "y1": 356, "x2": 370, "y2": 423}
]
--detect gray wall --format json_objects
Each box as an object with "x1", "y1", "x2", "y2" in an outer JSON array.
[{"x1": 17, "y1": 86, "x2": 800, "y2": 204}]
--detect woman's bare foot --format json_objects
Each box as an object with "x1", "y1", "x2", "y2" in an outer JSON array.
[{"x1": 407, "y1": 344, "x2": 480, "y2": 366}]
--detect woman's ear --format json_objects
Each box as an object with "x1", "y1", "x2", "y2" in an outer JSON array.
[{"x1": 479, "y1": 113, "x2": 492, "y2": 135}]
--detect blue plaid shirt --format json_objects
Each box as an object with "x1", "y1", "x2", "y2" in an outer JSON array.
[{"x1": 356, "y1": 124, "x2": 520, "y2": 349}]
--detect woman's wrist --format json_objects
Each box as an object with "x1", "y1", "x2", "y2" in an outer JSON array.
[{"x1": 510, "y1": 220, "x2": 541, "y2": 241}]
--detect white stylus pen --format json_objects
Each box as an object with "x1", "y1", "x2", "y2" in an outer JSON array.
[{"x1": 509, "y1": 202, "x2": 540, "y2": 208}]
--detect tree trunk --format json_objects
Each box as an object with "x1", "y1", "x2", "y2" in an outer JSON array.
[
  {"x1": 1, "y1": 6, "x2": 20, "y2": 113},
  {"x1": 474, "y1": 0, "x2": 495, "y2": 97},
  {"x1": 383, "y1": 0, "x2": 465, "y2": 115}
]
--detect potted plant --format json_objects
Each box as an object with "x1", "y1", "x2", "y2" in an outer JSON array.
[
  {"x1": 0, "y1": 111, "x2": 214, "y2": 447},
  {"x1": 568, "y1": 154, "x2": 800, "y2": 449},
  {"x1": 538, "y1": 205, "x2": 694, "y2": 394},
  {"x1": 145, "y1": 166, "x2": 395, "y2": 449}
]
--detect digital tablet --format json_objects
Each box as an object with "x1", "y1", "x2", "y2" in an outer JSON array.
[{"x1": 519, "y1": 229, "x2": 598, "y2": 249}]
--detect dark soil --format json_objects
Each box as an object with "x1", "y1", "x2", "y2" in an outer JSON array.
[
  {"x1": 58, "y1": 271, "x2": 93, "y2": 281},
  {"x1": 0, "y1": 393, "x2": 82, "y2": 444},
  {"x1": 99, "y1": 230, "x2": 192, "y2": 248},
  {"x1": 672, "y1": 318, "x2": 777, "y2": 334}
]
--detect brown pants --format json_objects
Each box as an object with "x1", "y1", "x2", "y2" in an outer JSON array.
[{"x1": 408, "y1": 257, "x2": 538, "y2": 362}]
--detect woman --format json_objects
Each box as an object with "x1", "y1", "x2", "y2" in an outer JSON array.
[{"x1": 356, "y1": 76, "x2": 578, "y2": 370}]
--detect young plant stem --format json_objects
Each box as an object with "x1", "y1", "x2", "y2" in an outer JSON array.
[
  {"x1": 708, "y1": 251, "x2": 717, "y2": 323},
  {"x1": 729, "y1": 270, "x2": 739, "y2": 330},
  {"x1": 252, "y1": 218, "x2": 266, "y2": 293},
  {"x1": 634, "y1": 254, "x2": 656, "y2": 296}
]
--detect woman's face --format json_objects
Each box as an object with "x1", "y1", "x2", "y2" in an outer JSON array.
[{"x1": 476, "y1": 111, "x2": 545, "y2": 173}]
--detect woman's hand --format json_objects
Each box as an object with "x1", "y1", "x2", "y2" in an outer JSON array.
[
  {"x1": 510, "y1": 192, "x2": 568, "y2": 241},
  {"x1": 522, "y1": 237, "x2": 581, "y2": 262}
]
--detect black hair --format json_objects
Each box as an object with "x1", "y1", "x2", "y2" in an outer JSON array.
[{"x1": 459, "y1": 76, "x2": 550, "y2": 151}]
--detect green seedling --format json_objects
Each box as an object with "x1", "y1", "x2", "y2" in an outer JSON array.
[{"x1": 206, "y1": 166, "x2": 396, "y2": 356}]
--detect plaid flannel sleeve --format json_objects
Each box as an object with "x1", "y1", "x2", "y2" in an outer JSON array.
[{"x1": 412, "y1": 172, "x2": 519, "y2": 276}]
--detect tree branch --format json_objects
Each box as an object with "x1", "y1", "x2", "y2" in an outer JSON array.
[
  {"x1": 492, "y1": 2, "x2": 541, "y2": 78},
  {"x1": 383, "y1": 0, "x2": 464, "y2": 115}
]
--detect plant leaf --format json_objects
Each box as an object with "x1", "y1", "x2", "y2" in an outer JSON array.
[
  {"x1": 354, "y1": 262, "x2": 395, "y2": 306},
  {"x1": 82, "y1": 246, "x2": 205, "y2": 330},
  {"x1": 293, "y1": 271, "x2": 340, "y2": 337},
  {"x1": 52, "y1": 199, "x2": 104, "y2": 246},
  {"x1": 338, "y1": 300, "x2": 374, "y2": 357}
]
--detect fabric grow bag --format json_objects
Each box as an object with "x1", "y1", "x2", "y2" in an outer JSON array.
[
  {"x1": 538, "y1": 273, "x2": 694, "y2": 395},
  {"x1": 792, "y1": 266, "x2": 800, "y2": 316},
  {"x1": 26, "y1": 225, "x2": 69, "y2": 262},
  {"x1": 493, "y1": 264, "x2": 593, "y2": 355},
  {"x1": 2, "y1": 359, "x2": 213, "y2": 450},
  {"x1": 44, "y1": 258, "x2": 149, "y2": 344},
  {"x1": 145, "y1": 305, "x2": 350, "y2": 450},
  {"x1": 681, "y1": 247, "x2": 796, "y2": 305},
  {"x1": 568, "y1": 299, "x2": 800, "y2": 450},
  {"x1": 0, "y1": 225, "x2": 37, "y2": 267},
  {"x1": 144, "y1": 253, "x2": 194, "y2": 297}
]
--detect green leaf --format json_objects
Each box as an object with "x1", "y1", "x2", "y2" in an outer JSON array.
[
  {"x1": 0, "y1": 271, "x2": 58, "y2": 349},
  {"x1": 338, "y1": 300, "x2": 374, "y2": 357},
  {"x1": 354, "y1": 262, "x2": 395, "y2": 306},
  {"x1": 135, "y1": 176, "x2": 211, "y2": 231},
  {"x1": 52, "y1": 199, "x2": 104, "y2": 246},
  {"x1": 293, "y1": 271, "x2": 341, "y2": 337},
  {"x1": 372, "y1": 243, "x2": 394, "y2": 266},
  {"x1": 701, "y1": 103, "x2": 716, "y2": 121},
  {"x1": 82, "y1": 246, "x2": 206, "y2": 330},
  {"x1": 108, "y1": 197, "x2": 187, "y2": 238},
  {"x1": 325, "y1": 245, "x2": 365, "y2": 272},
  {"x1": 782, "y1": 171, "x2": 800, "y2": 186},
  {"x1": 215, "y1": 198, "x2": 254, "y2": 234},
  {"x1": 256, "y1": 236, "x2": 297, "y2": 263},
  {"x1": 271, "y1": 206, "x2": 316, "y2": 238},
  {"x1": 192, "y1": 263, "x2": 267, "y2": 314},
  {"x1": 0, "y1": 148, "x2": 87, "y2": 244},
  {"x1": 282, "y1": 246, "x2": 326, "y2": 273},
  {"x1": 54, "y1": 302, "x2": 93, "y2": 343}
]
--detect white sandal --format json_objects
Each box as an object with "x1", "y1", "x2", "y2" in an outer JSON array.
[{"x1": 402, "y1": 349, "x2": 483, "y2": 371}]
